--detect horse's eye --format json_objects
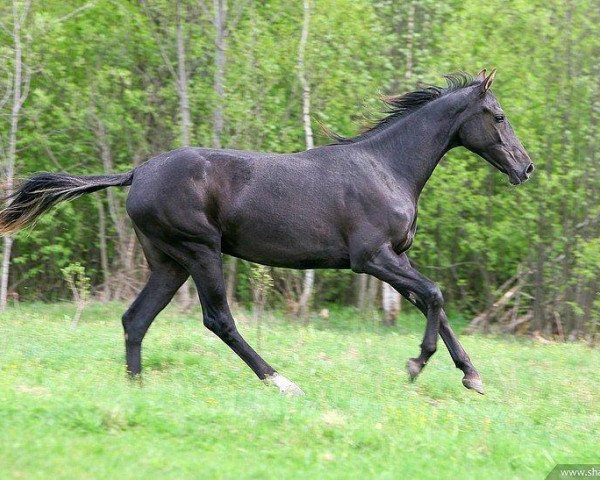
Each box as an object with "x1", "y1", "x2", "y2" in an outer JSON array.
[{"x1": 494, "y1": 114, "x2": 505, "y2": 123}]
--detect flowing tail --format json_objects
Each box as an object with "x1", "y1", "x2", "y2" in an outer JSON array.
[{"x1": 0, "y1": 171, "x2": 134, "y2": 236}]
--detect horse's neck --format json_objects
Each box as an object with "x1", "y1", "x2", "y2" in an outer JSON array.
[{"x1": 358, "y1": 96, "x2": 466, "y2": 196}]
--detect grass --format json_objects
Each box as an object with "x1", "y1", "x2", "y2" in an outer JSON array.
[{"x1": 0, "y1": 302, "x2": 598, "y2": 479}]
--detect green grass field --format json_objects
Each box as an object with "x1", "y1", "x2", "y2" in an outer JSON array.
[{"x1": 0, "y1": 303, "x2": 598, "y2": 479}]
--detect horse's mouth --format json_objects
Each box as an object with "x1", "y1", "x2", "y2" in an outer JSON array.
[
  {"x1": 508, "y1": 171, "x2": 523, "y2": 185},
  {"x1": 508, "y1": 165, "x2": 534, "y2": 185},
  {"x1": 482, "y1": 153, "x2": 530, "y2": 185},
  {"x1": 483, "y1": 154, "x2": 510, "y2": 179}
]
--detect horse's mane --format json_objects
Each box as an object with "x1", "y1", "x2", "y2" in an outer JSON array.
[{"x1": 327, "y1": 72, "x2": 479, "y2": 145}]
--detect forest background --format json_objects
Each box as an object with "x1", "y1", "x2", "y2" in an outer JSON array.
[{"x1": 1, "y1": 0, "x2": 598, "y2": 339}]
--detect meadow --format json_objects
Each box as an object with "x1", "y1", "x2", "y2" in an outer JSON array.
[{"x1": 0, "y1": 303, "x2": 598, "y2": 479}]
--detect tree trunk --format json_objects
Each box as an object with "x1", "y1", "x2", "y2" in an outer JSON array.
[
  {"x1": 225, "y1": 256, "x2": 237, "y2": 306},
  {"x1": 366, "y1": 276, "x2": 379, "y2": 312},
  {"x1": 210, "y1": 0, "x2": 239, "y2": 306},
  {"x1": 1, "y1": 2, "x2": 30, "y2": 310},
  {"x1": 96, "y1": 194, "x2": 110, "y2": 301},
  {"x1": 175, "y1": 0, "x2": 194, "y2": 308},
  {"x1": 177, "y1": 0, "x2": 192, "y2": 147},
  {"x1": 91, "y1": 114, "x2": 133, "y2": 297},
  {"x1": 212, "y1": 0, "x2": 226, "y2": 149},
  {"x1": 297, "y1": 0, "x2": 315, "y2": 320},
  {"x1": 382, "y1": 282, "x2": 400, "y2": 326},
  {"x1": 0, "y1": 237, "x2": 14, "y2": 310},
  {"x1": 404, "y1": 1, "x2": 415, "y2": 84},
  {"x1": 379, "y1": 0, "x2": 416, "y2": 322},
  {"x1": 357, "y1": 273, "x2": 368, "y2": 311}
]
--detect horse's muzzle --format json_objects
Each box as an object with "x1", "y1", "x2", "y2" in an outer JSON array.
[{"x1": 509, "y1": 163, "x2": 534, "y2": 185}]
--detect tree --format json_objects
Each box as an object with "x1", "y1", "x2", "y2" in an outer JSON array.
[
  {"x1": 141, "y1": 0, "x2": 202, "y2": 307},
  {"x1": 201, "y1": 0, "x2": 250, "y2": 305},
  {"x1": 296, "y1": 0, "x2": 315, "y2": 320},
  {"x1": 0, "y1": 0, "x2": 32, "y2": 311}
]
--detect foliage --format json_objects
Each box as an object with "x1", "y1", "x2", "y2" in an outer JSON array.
[{"x1": 0, "y1": 0, "x2": 598, "y2": 335}]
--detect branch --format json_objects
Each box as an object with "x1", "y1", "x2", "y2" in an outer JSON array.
[
  {"x1": 140, "y1": 0, "x2": 179, "y2": 82},
  {"x1": 0, "y1": 76, "x2": 12, "y2": 111},
  {"x1": 0, "y1": 131, "x2": 6, "y2": 159},
  {"x1": 227, "y1": 0, "x2": 251, "y2": 34},
  {"x1": 29, "y1": 113, "x2": 64, "y2": 170},
  {"x1": 17, "y1": 64, "x2": 31, "y2": 110},
  {"x1": 198, "y1": 0, "x2": 211, "y2": 19},
  {"x1": 0, "y1": 19, "x2": 13, "y2": 37},
  {"x1": 53, "y1": 2, "x2": 94, "y2": 24},
  {"x1": 18, "y1": 0, "x2": 32, "y2": 26}
]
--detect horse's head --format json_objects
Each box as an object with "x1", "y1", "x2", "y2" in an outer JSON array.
[{"x1": 458, "y1": 69, "x2": 533, "y2": 185}]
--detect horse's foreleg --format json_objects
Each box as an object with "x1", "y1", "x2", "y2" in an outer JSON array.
[
  {"x1": 355, "y1": 245, "x2": 483, "y2": 394},
  {"x1": 122, "y1": 262, "x2": 188, "y2": 375},
  {"x1": 438, "y1": 320, "x2": 483, "y2": 393}
]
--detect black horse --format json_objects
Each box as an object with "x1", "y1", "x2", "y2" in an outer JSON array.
[{"x1": 0, "y1": 70, "x2": 532, "y2": 395}]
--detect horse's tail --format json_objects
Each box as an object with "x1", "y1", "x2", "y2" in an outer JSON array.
[{"x1": 0, "y1": 171, "x2": 134, "y2": 236}]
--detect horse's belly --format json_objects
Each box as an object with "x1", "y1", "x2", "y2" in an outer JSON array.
[
  {"x1": 221, "y1": 214, "x2": 350, "y2": 269},
  {"x1": 224, "y1": 247, "x2": 351, "y2": 269}
]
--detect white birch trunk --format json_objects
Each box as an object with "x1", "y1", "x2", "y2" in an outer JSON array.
[
  {"x1": 297, "y1": 0, "x2": 315, "y2": 319},
  {"x1": 177, "y1": 0, "x2": 192, "y2": 147},
  {"x1": 96, "y1": 195, "x2": 110, "y2": 301},
  {"x1": 382, "y1": 282, "x2": 401, "y2": 325},
  {"x1": 211, "y1": 0, "x2": 238, "y2": 306},
  {"x1": 381, "y1": 0, "x2": 416, "y2": 323},
  {"x1": 404, "y1": 2, "x2": 415, "y2": 85},
  {"x1": 1, "y1": 1, "x2": 30, "y2": 311},
  {"x1": 176, "y1": 0, "x2": 194, "y2": 307},
  {"x1": 357, "y1": 273, "x2": 368, "y2": 311},
  {"x1": 212, "y1": 0, "x2": 226, "y2": 150}
]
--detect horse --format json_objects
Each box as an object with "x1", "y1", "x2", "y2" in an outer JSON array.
[{"x1": 0, "y1": 69, "x2": 533, "y2": 396}]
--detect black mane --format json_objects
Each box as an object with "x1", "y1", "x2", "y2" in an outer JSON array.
[{"x1": 329, "y1": 72, "x2": 479, "y2": 144}]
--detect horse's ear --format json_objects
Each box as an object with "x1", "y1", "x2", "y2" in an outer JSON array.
[
  {"x1": 481, "y1": 69, "x2": 497, "y2": 93},
  {"x1": 476, "y1": 69, "x2": 487, "y2": 81}
]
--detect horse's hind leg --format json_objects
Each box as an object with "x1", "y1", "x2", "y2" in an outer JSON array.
[
  {"x1": 169, "y1": 241, "x2": 304, "y2": 396},
  {"x1": 122, "y1": 243, "x2": 188, "y2": 375}
]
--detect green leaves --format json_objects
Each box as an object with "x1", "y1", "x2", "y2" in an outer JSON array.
[{"x1": 0, "y1": 0, "x2": 598, "y2": 334}]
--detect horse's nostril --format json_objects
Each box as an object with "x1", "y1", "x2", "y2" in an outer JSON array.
[{"x1": 526, "y1": 163, "x2": 534, "y2": 175}]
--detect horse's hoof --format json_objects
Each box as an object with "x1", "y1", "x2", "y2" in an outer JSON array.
[
  {"x1": 406, "y1": 358, "x2": 422, "y2": 382},
  {"x1": 462, "y1": 375, "x2": 485, "y2": 395},
  {"x1": 264, "y1": 373, "x2": 305, "y2": 396}
]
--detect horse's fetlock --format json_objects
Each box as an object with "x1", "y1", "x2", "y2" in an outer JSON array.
[
  {"x1": 125, "y1": 331, "x2": 143, "y2": 345},
  {"x1": 421, "y1": 342, "x2": 437, "y2": 356}
]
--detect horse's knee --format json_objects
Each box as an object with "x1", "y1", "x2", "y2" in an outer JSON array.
[
  {"x1": 425, "y1": 284, "x2": 444, "y2": 310},
  {"x1": 122, "y1": 310, "x2": 132, "y2": 335},
  {"x1": 122, "y1": 310, "x2": 143, "y2": 344}
]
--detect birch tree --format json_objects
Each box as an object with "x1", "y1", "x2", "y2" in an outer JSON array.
[
  {"x1": 0, "y1": 0, "x2": 32, "y2": 311},
  {"x1": 203, "y1": 0, "x2": 250, "y2": 305},
  {"x1": 141, "y1": 0, "x2": 196, "y2": 306},
  {"x1": 381, "y1": 1, "x2": 418, "y2": 325},
  {"x1": 296, "y1": 0, "x2": 315, "y2": 320}
]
